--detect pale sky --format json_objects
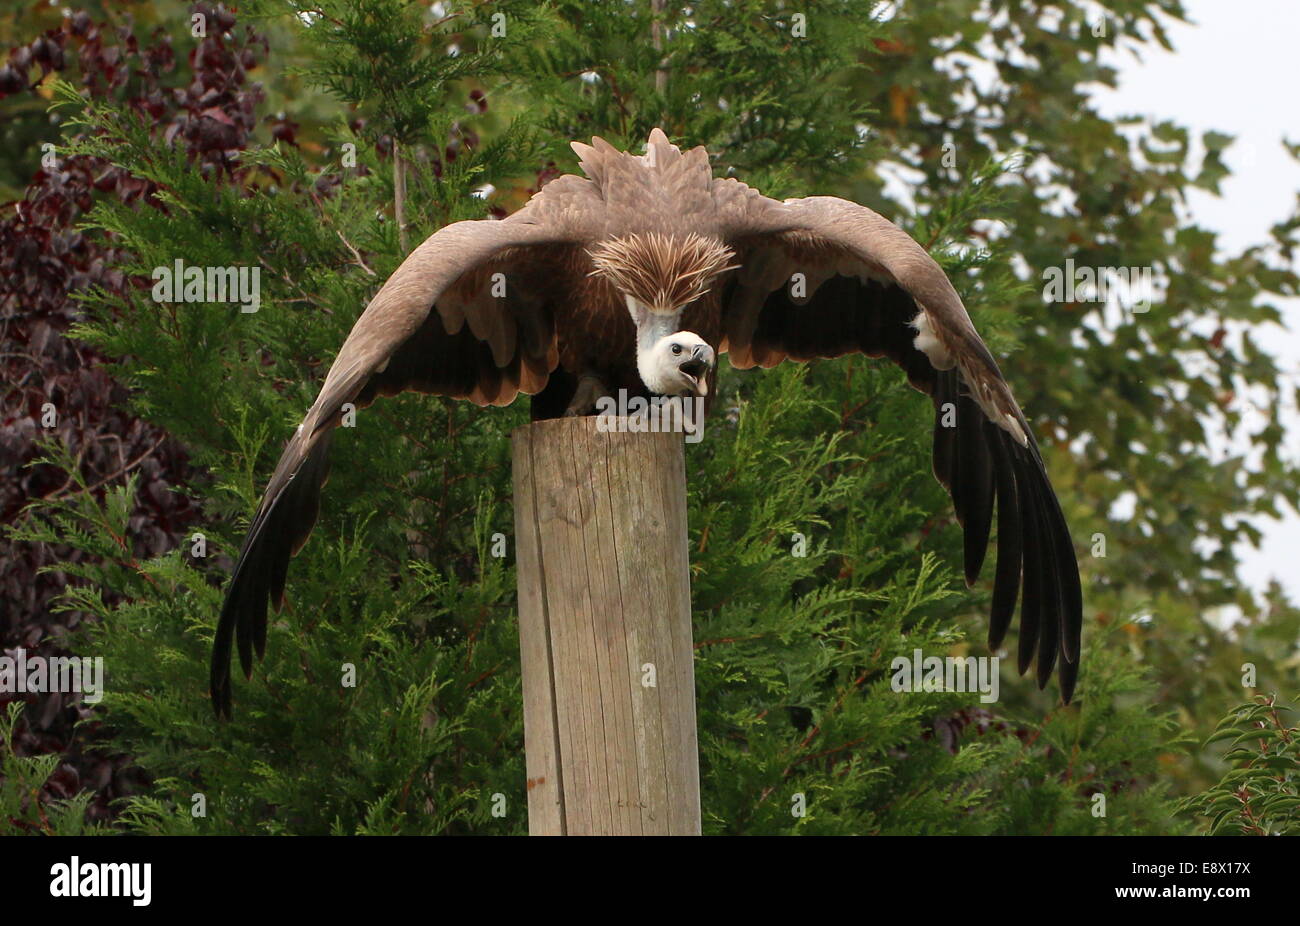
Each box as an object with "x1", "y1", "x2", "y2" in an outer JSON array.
[{"x1": 1090, "y1": 0, "x2": 1300, "y2": 603}]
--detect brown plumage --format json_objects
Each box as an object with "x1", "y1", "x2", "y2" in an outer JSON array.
[
  {"x1": 210, "y1": 128, "x2": 1082, "y2": 718},
  {"x1": 588, "y1": 232, "x2": 738, "y2": 311}
]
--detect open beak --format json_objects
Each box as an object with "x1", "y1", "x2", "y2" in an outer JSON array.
[{"x1": 678, "y1": 344, "x2": 716, "y2": 396}]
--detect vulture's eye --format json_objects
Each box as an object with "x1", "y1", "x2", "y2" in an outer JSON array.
[{"x1": 670, "y1": 344, "x2": 683, "y2": 355}]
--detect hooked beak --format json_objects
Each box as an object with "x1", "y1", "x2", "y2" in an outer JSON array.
[{"x1": 678, "y1": 344, "x2": 716, "y2": 396}]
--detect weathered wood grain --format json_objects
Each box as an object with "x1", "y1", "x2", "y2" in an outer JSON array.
[{"x1": 512, "y1": 416, "x2": 700, "y2": 836}]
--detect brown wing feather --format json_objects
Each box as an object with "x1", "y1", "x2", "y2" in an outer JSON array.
[
  {"x1": 717, "y1": 195, "x2": 1082, "y2": 702},
  {"x1": 210, "y1": 219, "x2": 585, "y2": 718}
]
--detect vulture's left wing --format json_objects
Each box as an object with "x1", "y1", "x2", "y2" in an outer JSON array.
[
  {"x1": 210, "y1": 204, "x2": 593, "y2": 718},
  {"x1": 718, "y1": 194, "x2": 1082, "y2": 701}
]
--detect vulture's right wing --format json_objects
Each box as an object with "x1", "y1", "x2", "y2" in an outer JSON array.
[
  {"x1": 715, "y1": 193, "x2": 1082, "y2": 702},
  {"x1": 211, "y1": 211, "x2": 587, "y2": 718}
]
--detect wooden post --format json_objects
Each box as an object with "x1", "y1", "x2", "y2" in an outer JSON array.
[{"x1": 511, "y1": 417, "x2": 700, "y2": 835}]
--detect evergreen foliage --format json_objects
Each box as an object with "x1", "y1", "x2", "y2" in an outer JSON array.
[
  {"x1": 1, "y1": 703, "x2": 111, "y2": 835},
  {"x1": 1, "y1": 0, "x2": 1294, "y2": 835},
  {"x1": 1180, "y1": 694, "x2": 1299, "y2": 835}
]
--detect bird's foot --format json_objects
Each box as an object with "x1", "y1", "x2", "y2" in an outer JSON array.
[{"x1": 563, "y1": 373, "x2": 610, "y2": 417}]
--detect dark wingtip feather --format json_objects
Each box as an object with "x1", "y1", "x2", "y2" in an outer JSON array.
[
  {"x1": 209, "y1": 433, "x2": 333, "y2": 721},
  {"x1": 986, "y1": 427, "x2": 1021, "y2": 650},
  {"x1": 1014, "y1": 458, "x2": 1062, "y2": 691},
  {"x1": 1015, "y1": 447, "x2": 1043, "y2": 678},
  {"x1": 1033, "y1": 494, "x2": 1061, "y2": 690},
  {"x1": 1058, "y1": 649, "x2": 1079, "y2": 704},
  {"x1": 1044, "y1": 483, "x2": 1083, "y2": 666},
  {"x1": 932, "y1": 371, "x2": 958, "y2": 492},
  {"x1": 240, "y1": 548, "x2": 272, "y2": 677},
  {"x1": 210, "y1": 602, "x2": 235, "y2": 720},
  {"x1": 957, "y1": 395, "x2": 994, "y2": 587}
]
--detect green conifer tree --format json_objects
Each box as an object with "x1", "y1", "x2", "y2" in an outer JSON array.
[{"x1": 17, "y1": 0, "x2": 1281, "y2": 835}]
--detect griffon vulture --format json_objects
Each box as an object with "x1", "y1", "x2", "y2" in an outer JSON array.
[{"x1": 210, "y1": 129, "x2": 1082, "y2": 717}]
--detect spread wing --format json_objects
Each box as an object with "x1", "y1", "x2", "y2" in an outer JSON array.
[
  {"x1": 718, "y1": 194, "x2": 1082, "y2": 702},
  {"x1": 211, "y1": 209, "x2": 590, "y2": 718}
]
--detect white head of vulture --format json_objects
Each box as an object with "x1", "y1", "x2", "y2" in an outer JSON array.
[{"x1": 210, "y1": 129, "x2": 1082, "y2": 717}]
